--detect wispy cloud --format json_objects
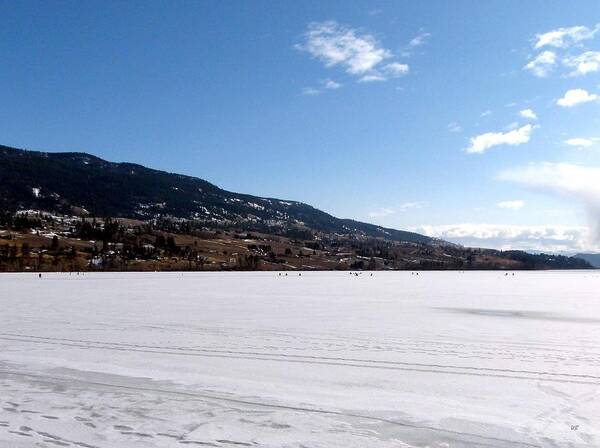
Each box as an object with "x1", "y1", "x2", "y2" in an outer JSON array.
[
  {"x1": 525, "y1": 24, "x2": 600, "y2": 78},
  {"x1": 398, "y1": 201, "x2": 428, "y2": 212},
  {"x1": 480, "y1": 110, "x2": 492, "y2": 117},
  {"x1": 368, "y1": 207, "x2": 395, "y2": 218},
  {"x1": 383, "y1": 62, "x2": 409, "y2": 77},
  {"x1": 359, "y1": 73, "x2": 386, "y2": 83},
  {"x1": 465, "y1": 124, "x2": 535, "y2": 154},
  {"x1": 519, "y1": 108, "x2": 537, "y2": 120},
  {"x1": 301, "y1": 87, "x2": 320, "y2": 96},
  {"x1": 414, "y1": 223, "x2": 590, "y2": 252},
  {"x1": 323, "y1": 79, "x2": 342, "y2": 89},
  {"x1": 296, "y1": 21, "x2": 409, "y2": 83},
  {"x1": 302, "y1": 79, "x2": 343, "y2": 95},
  {"x1": 368, "y1": 201, "x2": 427, "y2": 218},
  {"x1": 297, "y1": 21, "x2": 390, "y2": 75},
  {"x1": 408, "y1": 32, "x2": 431, "y2": 48},
  {"x1": 565, "y1": 138, "x2": 594, "y2": 148},
  {"x1": 563, "y1": 51, "x2": 600, "y2": 76},
  {"x1": 499, "y1": 162, "x2": 600, "y2": 244},
  {"x1": 556, "y1": 88, "x2": 599, "y2": 107},
  {"x1": 497, "y1": 200, "x2": 525, "y2": 210},
  {"x1": 534, "y1": 24, "x2": 599, "y2": 49},
  {"x1": 447, "y1": 122, "x2": 462, "y2": 133},
  {"x1": 400, "y1": 31, "x2": 431, "y2": 57},
  {"x1": 524, "y1": 50, "x2": 556, "y2": 77}
]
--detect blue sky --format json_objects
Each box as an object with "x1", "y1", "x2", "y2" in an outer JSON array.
[{"x1": 2, "y1": 1, "x2": 600, "y2": 252}]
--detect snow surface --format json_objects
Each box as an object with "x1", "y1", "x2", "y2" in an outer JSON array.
[{"x1": 1, "y1": 271, "x2": 600, "y2": 447}]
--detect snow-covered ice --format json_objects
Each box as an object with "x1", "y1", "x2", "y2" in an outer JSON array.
[{"x1": 1, "y1": 271, "x2": 600, "y2": 447}]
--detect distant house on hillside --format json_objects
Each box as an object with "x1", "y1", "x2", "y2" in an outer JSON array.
[{"x1": 142, "y1": 244, "x2": 155, "y2": 254}]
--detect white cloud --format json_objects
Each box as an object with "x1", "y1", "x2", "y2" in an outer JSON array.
[
  {"x1": 401, "y1": 32, "x2": 431, "y2": 56},
  {"x1": 534, "y1": 24, "x2": 599, "y2": 49},
  {"x1": 524, "y1": 50, "x2": 557, "y2": 77},
  {"x1": 519, "y1": 108, "x2": 537, "y2": 120},
  {"x1": 526, "y1": 25, "x2": 600, "y2": 78},
  {"x1": 408, "y1": 32, "x2": 431, "y2": 48},
  {"x1": 499, "y1": 162, "x2": 600, "y2": 244},
  {"x1": 556, "y1": 88, "x2": 599, "y2": 107},
  {"x1": 368, "y1": 201, "x2": 427, "y2": 218},
  {"x1": 563, "y1": 51, "x2": 600, "y2": 76},
  {"x1": 465, "y1": 124, "x2": 535, "y2": 154},
  {"x1": 304, "y1": 80, "x2": 343, "y2": 94},
  {"x1": 355, "y1": 61, "x2": 408, "y2": 83},
  {"x1": 499, "y1": 163, "x2": 600, "y2": 198},
  {"x1": 497, "y1": 200, "x2": 525, "y2": 210},
  {"x1": 480, "y1": 110, "x2": 492, "y2": 117},
  {"x1": 565, "y1": 138, "x2": 594, "y2": 147},
  {"x1": 359, "y1": 74, "x2": 386, "y2": 83},
  {"x1": 414, "y1": 223, "x2": 590, "y2": 252},
  {"x1": 301, "y1": 87, "x2": 320, "y2": 96},
  {"x1": 398, "y1": 201, "x2": 428, "y2": 212},
  {"x1": 368, "y1": 207, "x2": 395, "y2": 218},
  {"x1": 297, "y1": 20, "x2": 409, "y2": 83},
  {"x1": 447, "y1": 122, "x2": 462, "y2": 133},
  {"x1": 383, "y1": 62, "x2": 409, "y2": 77},
  {"x1": 323, "y1": 79, "x2": 342, "y2": 89}
]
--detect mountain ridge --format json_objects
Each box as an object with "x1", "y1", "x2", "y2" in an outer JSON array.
[
  {"x1": 0, "y1": 144, "x2": 433, "y2": 244},
  {"x1": 574, "y1": 253, "x2": 600, "y2": 268}
]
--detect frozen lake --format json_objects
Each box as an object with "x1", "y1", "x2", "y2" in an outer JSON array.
[{"x1": 1, "y1": 271, "x2": 600, "y2": 447}]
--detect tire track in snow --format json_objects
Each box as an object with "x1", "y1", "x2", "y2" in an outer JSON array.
[{"x1": 1, "y1": 334, "x2": 599, "y2": 385}]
